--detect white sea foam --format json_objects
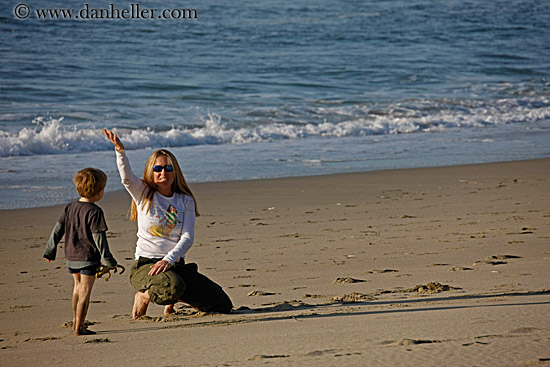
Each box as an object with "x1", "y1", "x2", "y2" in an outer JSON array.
[{"x1": 1, "y1": 96, "x2": 549, "y2": 157}]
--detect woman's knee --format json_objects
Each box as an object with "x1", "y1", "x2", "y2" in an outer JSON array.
[
  {"x1": 130, "y1": 267, "x2": 186, "y2": 306},
  {"x1": 149, "y1": 272, "x2": 186, "y2": 305}
]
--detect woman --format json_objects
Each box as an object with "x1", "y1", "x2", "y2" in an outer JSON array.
[{"x1": 104, "y1": 129, "x2": 232, "y2": 319}]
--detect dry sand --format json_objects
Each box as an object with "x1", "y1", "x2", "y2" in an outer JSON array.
[{"x1": 1, "y1": 159, "x2": 549, "y2": 366}]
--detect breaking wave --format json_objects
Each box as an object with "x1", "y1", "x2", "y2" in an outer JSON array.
[{"x1": 1, "y1": 95, "x2": 549, "y2": 157}]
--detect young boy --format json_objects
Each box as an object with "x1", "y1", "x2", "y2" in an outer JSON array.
[{"x1": 43, "y1": 168, "x2": 118, "y2": 336}]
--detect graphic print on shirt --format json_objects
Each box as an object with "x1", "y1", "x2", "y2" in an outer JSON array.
[{"x1": 148, "y1": 203, "x2": 182, "y2": 239}]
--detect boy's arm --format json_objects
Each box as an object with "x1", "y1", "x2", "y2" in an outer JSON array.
[
  {"x1": 92, "y1": 231, "x2": 118, "y2": 268},
  {"x1": 43, "y1": 222, "x2": 64, "y2": 261}
]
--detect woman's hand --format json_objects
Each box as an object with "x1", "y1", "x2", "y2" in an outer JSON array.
[
  {"x1": 149, "y1": 260, "x2": 172, "y2": 276},
  {"x1": 103, "y1": 128, "x2": 125, "y2": 151}
]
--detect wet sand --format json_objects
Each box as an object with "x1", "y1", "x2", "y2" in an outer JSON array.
[{"x1": 1, "y1": 159, "x2": 549, "y2": 366}]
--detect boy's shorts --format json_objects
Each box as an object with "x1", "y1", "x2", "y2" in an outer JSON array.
[{"x1": 68, "y1": 264, "x2": 98, "y2": 276}]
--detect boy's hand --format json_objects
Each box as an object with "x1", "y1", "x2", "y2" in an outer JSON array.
[
  {"x1": 96, "y1": 265, "x2": 112, "y2": 280},
  {"x1": 103, "y1": 128, "x2": 125, "y2": 151}
]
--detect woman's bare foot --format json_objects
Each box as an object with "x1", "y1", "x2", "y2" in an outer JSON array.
[
  {"x1": 164, "y1": 304, "x2": 175, "y2": 315},
  {"x1": 178, "y1": 300, "x2": 201, "y2": 312},
  {"x1": 132, "y1": 291, "x2": 150, "y2": 320}
]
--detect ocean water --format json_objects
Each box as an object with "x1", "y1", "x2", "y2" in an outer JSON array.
[{"x1": 1, "y1": 0, "x2": 549, "y2": 209}]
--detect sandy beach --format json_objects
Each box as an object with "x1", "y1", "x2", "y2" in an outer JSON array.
[{"x1": 0, "y1": 159, "x2": 549, "y2": 366}]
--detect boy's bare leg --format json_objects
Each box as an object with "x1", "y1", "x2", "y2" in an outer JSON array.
[
  {"x1": 132, "y1": 291, "x2": 150, "y2": 319},
  {"x1": 164, "y1": 304, "x2": 175, "y2": 315},
  {"x1": 74, "y1": 274, "x2": 96, "y2": 336},
  {"x1": 71, "y1": 274, "x2": 81, "y2": 331}
]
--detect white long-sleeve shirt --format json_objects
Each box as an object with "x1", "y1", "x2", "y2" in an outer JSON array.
[{"x1": 116, "y1": 150, "x2": 196, "y2": 265}]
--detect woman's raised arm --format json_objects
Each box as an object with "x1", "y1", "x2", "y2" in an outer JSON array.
[
  {"x1": 103, "y1": 128, "x2": 125, "y2": 151},
  {"x1": 103, "y1": 128, "x2": 145, "y2": 203}
]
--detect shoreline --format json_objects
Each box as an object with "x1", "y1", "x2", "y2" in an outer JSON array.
[
  {"x1": 1, "y1": 157, "x2": 548, "y2": 366},
  {"x1": 1, "y1": 157, "x2": 548, "y2": 214}
]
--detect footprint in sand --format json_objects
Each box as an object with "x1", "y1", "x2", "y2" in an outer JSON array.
[
  {"x1": 262, "y1": 301, "x2": 309, "y2": 312},
  {"x1": 462, "y1": 341, "x2": 489, "y2": 346},
  {"x1": 474, "y1": 260, "x2": 507, "y2": 266},
  {"x1": 473, "y1": 255, "x2": 522, "y2": 266},
  {"x1": 247, "y1": 354, "x2": 289, "y2": 361},
  {"x1": 507, "y1": 227, "x2": 535, "y2": 235},
  {"x1": 507, "y1": 327, "x2": 540, "y2": 334},
  {"x1": 84, "y1": 338, "x2": 111, "y2": 344},
  {"x1": 305, "y1": 349, "x2": 340, "y2": 357},
  {"x1": 369, "y1": 269, "x2": 399, "y2": 274},
  {"x1": 247, "y1": 290, "x2": 277, "y2": 296},
  {"x1": 332, "y1": 277, "x2": 366, "y2": 284},
  {"x1": 382, "y1": 339, "x2": 441, "y2": 346},
  {"x1": 24, "y1": 337, "x2": 60, "y2": 342},
  {"x1": 63, "y1": 320, "x2": 95, "y2": 328},
  {"x1": 413, "y1": 282, "x2": 454, "y2": 294},
  {"x1": 331, "y1": 292, "x2": 375, "y2": 303},
  {"x1": 9, "y1": 305, "x2": 32, "y2": 310},
  {"x1": 451, "y1": 266, "x2": 473, "y2": 271}
]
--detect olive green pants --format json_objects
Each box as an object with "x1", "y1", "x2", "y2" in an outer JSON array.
[{"x1": 130, "y1": 257, "x2": 233, "y2": 313}]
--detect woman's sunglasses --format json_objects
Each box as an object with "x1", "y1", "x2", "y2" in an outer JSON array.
[{"x1": 152, "y1": 165, "x2": 174, "y2": 172}]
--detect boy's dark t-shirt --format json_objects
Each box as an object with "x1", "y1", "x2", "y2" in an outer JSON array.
[{"x1": 59, "y1": 201, "x2": 108, "y2": 262}]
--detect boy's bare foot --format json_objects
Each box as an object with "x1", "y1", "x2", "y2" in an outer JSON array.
[
  {"x1": 75, "y1": 328, "x2": 96, "y2": 336},
  {"x1": 164, "y1": 304, "x2": 175, "y2": 315},
  {"x1": 132, "y1": 291, "x2": 149, "y2": 320}
]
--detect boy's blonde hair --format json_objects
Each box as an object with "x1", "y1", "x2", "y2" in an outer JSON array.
[{"x1": 73, "y1": 168, "x2": 107, "y2": 199}]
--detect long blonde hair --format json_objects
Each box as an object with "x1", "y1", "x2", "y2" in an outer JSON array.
[{"x1": 129, "y1": 149, "x2": 199, "y2": 221}]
